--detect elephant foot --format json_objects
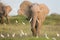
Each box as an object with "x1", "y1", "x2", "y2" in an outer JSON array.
[
  {"x1": 33, "y1": 33, "x2": 39, "y2": 37},
  {"x1": 32, "y1": 30, "x2": 40, "y2": 37},
  {"x1": 36, "y1": 35, "x2": 39, "y2": 38},
  {"x1": 31, "y1": 28, "x2": 38, "y2": 37}
]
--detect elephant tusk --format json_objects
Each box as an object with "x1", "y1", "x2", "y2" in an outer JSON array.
[
  {"x1": 37, "y1": 19, "x2": 39, "y2": 23},
  {"x1": 29, "y1": 17, "x2": 32, "y2": 23},
  {"x1": 29, "y1": 18, "x2": 39, "y2": 23}
]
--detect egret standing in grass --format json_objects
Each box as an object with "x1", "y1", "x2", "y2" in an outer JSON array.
[
  {"x1": 1, "y1": 34, "x2": 4, "y2": 38},
  {"x1": 7, "y1": 33, "x2": 9, "y2": 37},
  {"x1": 44, "y1": 33, "x2": 49, "y2": 39},
  {"x1": 56, "y1": 33, "x2": 60, "y2": 37},
  {"x1": 20, "y1": 30, "x2": 25, "y2": 37},
  {"x1": 24, "y1": 33, "x2": 27, "y2": 36},
  {"x1": 22, "y1": 22, "x2": 25, "y2": 25},
  {"x1": 21, "y1": 30, "x2": 24, "y2": 35},
  {"x1": 12, "y1": 33, "x2": 15, "y2": 37},
  {"x1": 16, "y1": 20, "x2": 18, "y2": 24}
]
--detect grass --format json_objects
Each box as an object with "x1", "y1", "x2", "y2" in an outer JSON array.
[
  {"x1": 0, "y1": 14, "x2": 60, "y2": 40},
  {"x1": 0, "y1": 37, "x2": 52, "y2": 40},
  {"x1": 44, "y1": 14, "x2": 60, "y2": 25}
]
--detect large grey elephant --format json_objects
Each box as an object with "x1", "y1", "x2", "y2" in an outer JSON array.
[
  {"x1": 0, "y1": 2, "x2": 12, "y2": 24},
  {"x1": 30, "y1": 4, "x2": 49, "y2": 37},
  {"x1": 19, "y1": 1, "x2": 49, "y2": 37}
]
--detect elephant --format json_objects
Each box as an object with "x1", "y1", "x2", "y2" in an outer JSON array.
[
  {"x1": 30, "y1": 3, "x2": 49, "y2": 37},
  {"x1": 19, "y1": 1, "x2": 49, "y2": 37},
  {"x1": 0, "y1": 2, "x2": 12, "y2": 24}
]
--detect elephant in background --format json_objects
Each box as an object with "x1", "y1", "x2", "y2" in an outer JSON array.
[
  {"x1": 0, "y1": 2, "x2": 12, "y2": 24},
  {"x1": 18, "y1": 1, "x2": 49, "y2": 37},
  {"x1": 18, "y1": 1, "x2": 32, "y2": 19}
]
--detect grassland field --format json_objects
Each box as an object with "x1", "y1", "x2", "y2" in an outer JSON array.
[{"x1": 0, "y1": 14, "x2": 60, "y2": 40}]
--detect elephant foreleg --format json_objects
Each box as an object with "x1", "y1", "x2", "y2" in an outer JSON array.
[
  {"x1": 37, "y1": 22, "x2": 41, "y2": 36},
  {"x1": 6, "y1": 15, "x2": 9, "y2": 24}
]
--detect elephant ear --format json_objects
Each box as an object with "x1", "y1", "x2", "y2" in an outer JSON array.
[
  {"x1": 39, "y1": 4, "x2": 49, "y2": 15},
  {"x1": 5, "y1": 5, "x2": 12, "y2": 14},
  {"x1": 20, "y1": 1, "x2": 32, "y2": 16}
]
